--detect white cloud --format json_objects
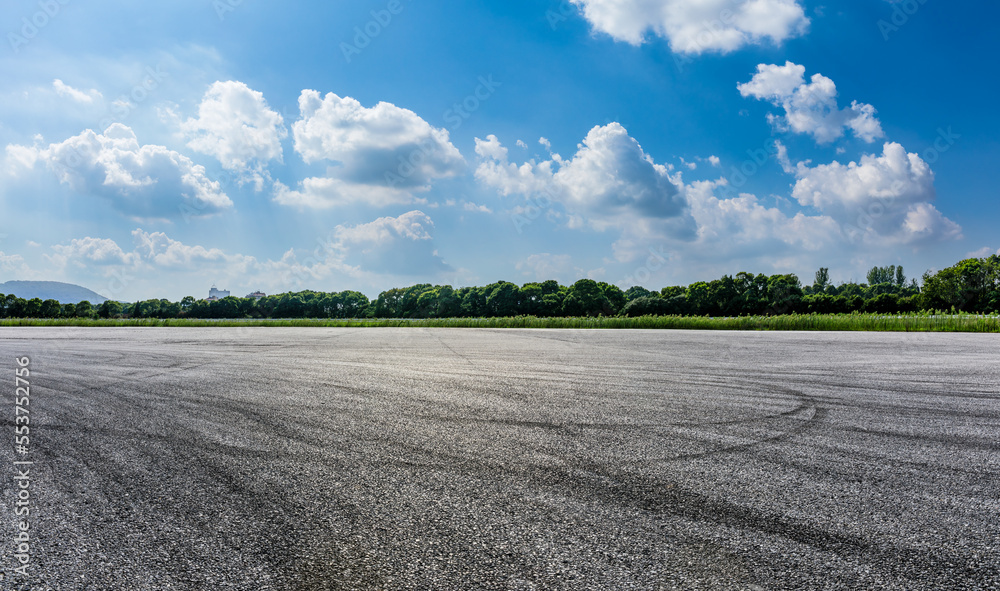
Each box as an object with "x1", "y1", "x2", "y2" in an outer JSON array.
[
  {"x1": 279, "y1": 90, "x2": 464, "y2": 208},
  {"x1": 791, "y1": 142, "x2": 961, "y2": 244},
  {"x1": 707, "y1": 155, "x2": 721, "y2": 167},
  {"x1": 569, "y1": 0, "x2": 809, "y2": 53},
  {"x1": 42, "y1": 230, "x2": 335, "y2": 295},
  {"x1": 736, "y1": 61, "x2": 805, "y2": 99},
  {"x1": 0, "y1": 251, "x2": 26, "y2": 272},
  {"x1": 48, "y1": 231, "x2": 249, "y2": 274},
  {"x1": 182, "y1": 81, "x2": 287, "y2": 190},
  {"x1": 966, "y1": 247, "x2": 1000, "y2": 259},
  {"x1": 48, "y1": 231, "x2": 329, "y2": 302},
  {"x1": 4, "y1": 142, "x2": 41, "y2": 171},
  {"x1": 332, "y1": 211, "x2": 452, "y2": 275},
  {"x1": 775, "y1": 140, "x2": 795, "y2": 173},
  {"x1": 516, "y1": 253, "x2": 582, "y2": 281},
  {"x1": 554, "y1": 124, "x2": 688, "y2": 220},
  {"x1": 38, "y1": 213, "x2": 452, "y2": 295},
  {"x1": 49, "y1": 237, "x2": 138, "y2": 268},
  {"x1": 462, "y1": 201, "x2": 493, "y2": 214},
  {"x1": 5, "y1": 124, "x2": 231, "y2": 219},
  {"x1": 272, "y1": 177, "x2": 416, "y2": 209},
  {"x1": 476, "y1": 123, "x2": 692, "y2": 236},
  {"x1": 52, "y1": 79, "x2": 102, "y2": 104},
  {"x1": 131, "y1": 229, "x2": 253, "y2": 269},
  {"x1": 687, "y1": 181, "x2": 840, "y2": 252},
  {"x1": 739, "y1": 62, "x2": 884, "y2": 144},
  {"x1": 610, "y1": 178, "x2": 841, "y2": 273}
]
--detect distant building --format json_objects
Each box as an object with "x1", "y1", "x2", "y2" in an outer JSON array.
[
  {"x1": 245, "y1": 291, "x2": 266, "y2": 300},
  {"x1": 208, "y1": 286, "x2": 231, "y2": 301}
]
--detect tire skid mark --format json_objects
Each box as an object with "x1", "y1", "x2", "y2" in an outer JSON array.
[{"x1": 508, "y1": 460, "x2": 997, "y2": 588}]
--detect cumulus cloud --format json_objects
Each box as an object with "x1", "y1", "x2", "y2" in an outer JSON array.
[
  {"x1": 131, "y1": 229, "x2": 251, "y2": 268},
  {"x1": 255, "y1": 212, "x2": 453, "y2": 286},
  {"x1": 791, "y1": 142, "x2": 961, "y2": 244},
  {"x1": 0, "y1": 251, "x2": 26, "y2": 272},
  {"x1": 476, "y1": 123, "x2": 692, "y2": 236},
  {"x1": 738, "y1": 62, "x2": 884, "y2": 144},
  {"x1": 5, "y1": 124, "x2": 231, "y2": 219},
  {"x1": 687, "y1": 181, "x2": 840, "y2": 252},
  {"x1": 462, "y1": 201, "x2": 493, "y2": 214},
  {"x1": 272, "y1": 176, "x2": 415, "y2": 209},
  {"x1": 43, "y1": 210, "x2": 452, "y2": 297},
  {"x1": 4, "y1": 142, "x2": 41, "y2": 171},
  {"x1": 48, "y1": 232, "x2": 256, "y2": 273},
  {"x1": 278, "y1": 90, "x2": 464, "y2": 208},
  {"x1": 569, "y1": 0, "x2": 809, "y2": 53},
  {"x1": 49, "y1": 237, "x2": 138, "y2": 268},
  {"x1": 53, "y1": 79, "x2": 102, "y2": 104},
  {"x1": 609, "y1": 178, "x2": 842, "y2": 271},
  {"x1": 182, "y1": 81, "x2": 287, "y2": 190},
  {"x1": 332, "y1": 211, "x2": 452, "y2": 275}
]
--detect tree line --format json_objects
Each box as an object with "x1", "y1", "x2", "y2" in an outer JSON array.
[{"x1": 1, "y1": 256, "x2": 998, "y2": 320}]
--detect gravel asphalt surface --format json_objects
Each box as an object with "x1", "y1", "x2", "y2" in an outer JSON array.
[{"x1": 1, "y1": 327, "x2": 998, "y2": 590}]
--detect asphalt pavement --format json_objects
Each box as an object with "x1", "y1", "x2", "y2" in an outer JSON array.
[{"x1": 1, "y1": 328, "x2": 998, "y2": 590}]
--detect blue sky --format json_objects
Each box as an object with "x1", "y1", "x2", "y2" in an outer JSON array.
[{"x1": 1, "y1": 0, "x2": 998, "y2": 301}]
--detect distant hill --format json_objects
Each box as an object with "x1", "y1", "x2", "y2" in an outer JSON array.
[{"x1": 0, "y1": 281, "x2": 108, "y2": 304}]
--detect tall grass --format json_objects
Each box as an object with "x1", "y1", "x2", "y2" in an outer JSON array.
[{"x1": 1, "y1": 314, "x2": 997, "y2": 332}]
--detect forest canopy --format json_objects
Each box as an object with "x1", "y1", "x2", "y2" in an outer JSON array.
[{"x1": 2, "y1": 256, "x2": 998, "y2": 320}]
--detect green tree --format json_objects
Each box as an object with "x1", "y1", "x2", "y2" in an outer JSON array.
[
  {"x1": 399, "y1": 285, "x2": 434, "y2": 318},
  {"x1": 8, "y1": 297, "x2": 29, "y2": 318},
  {"x1": 459, "y1": 286, "x2": 488, "y2": 317},
  {"x1": 620, "y1": 296, "x2": 672, "y2": 317},
  {"x1": 97, "y1": 300, "x2": 123, "y2": 319},
  {"x1": 75, "y1": 301, "x2": 94, "y2": 318},
  {"x1": 660, "y1": 286, "x2": 685, "y2": 300},
  {"x1": 765, "y1": 274, "x2": 803, "y2": 315},
  {"x1": 159, "y1": 300, "x2": 181, "y2": 318},
  {"x1": 563, "y1": 279, "x2": 607, "y2": 316},
  {"x1": 211, "y1": 296, "x2": 242, "y2": 318},
  {"x1": 867, "y1": 265, "x2": 900, "y2": 287},
  {"x1": 598, "y1": 282, "x2": 627, "y2": 315},
  {"x1": 735, "y1": 273, "x2": 769, "y2": 315},
  {"x1": 685, "y1": 282, "x2": 711, "y2": 316},
  {"x1": 415, "y1": 289, "x2": 440, "y2": 318},
  {"x1": 921, "y1": 257, "x2": 998, "y2": 312},
  {"x1": 187, "y1": 299, "x2": 210, "y2": 318},
  {"x1": 40, "y1": 299, "x2": 62, "y2": 318},
  {"x1": 486, "y1": 282, "x2": 521, "y2": 317},
  {"x1": 706, "y1": 276, "x2": 739, "y2": 316},
  {"x1": 519, "y1": 283, "x2": 545, "y2": 316},
  {"x1": 864, "y1": 293, "x2": 901, "y2": 314},
  {"x1": 813, "y1": 267, "x2": 830, "y2": 292},
  {"x1": 624, "y1": 285, "x2": 656, "y2": 302},
  {"x1": 337, "y1": 291, "x2": 370, "y2": 318},
  {"x1": 274, "y1": 294, "x2": 306, "y2": 318},
  {"x1": 540, "y1": 291, "x2": 566, "y2": 317}
]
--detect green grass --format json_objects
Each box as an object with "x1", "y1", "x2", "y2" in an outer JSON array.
[{"x1": 1, "y1": 314, "x2": 998, "y2": 332}]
